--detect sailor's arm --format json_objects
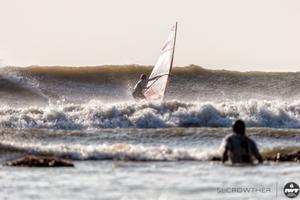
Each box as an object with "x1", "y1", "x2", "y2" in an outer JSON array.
[
  {"x1": 148, "y1": 74, "x2": 170, "y2": 81},
  {"x1": 144, "y1": 74, "x2": 171, "y2": 90}
]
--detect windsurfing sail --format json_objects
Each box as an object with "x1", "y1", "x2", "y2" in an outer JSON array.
[{"x1": 144, "y1": 22, "x2": 177, "y2": 101}]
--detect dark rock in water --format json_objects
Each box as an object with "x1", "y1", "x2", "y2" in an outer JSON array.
[
  {"x1": 4, "y1": 155, "x2": 74, "y2": 167},
  {"x1": 211, "y1": 156, "x2": 221, "y2": 161},
  {"x1": 268, "y1": 151, "x2": 300, "y2": 162}
]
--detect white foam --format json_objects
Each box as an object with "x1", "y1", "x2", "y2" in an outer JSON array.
[
  {"x1": 1, "y1": 100, "x2": 300, "y2": 129},
  {"x1": 0, "y1": 141, "x2": 219, "y2": 161}
]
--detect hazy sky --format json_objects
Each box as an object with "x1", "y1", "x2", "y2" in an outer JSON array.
[{"x1": 0, "y1": 0, "x2": 300, "y2": 71}]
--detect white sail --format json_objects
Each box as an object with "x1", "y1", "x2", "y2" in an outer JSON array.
[{"x1": 144, "y1": 22, "x2": 177, "y2": 101}]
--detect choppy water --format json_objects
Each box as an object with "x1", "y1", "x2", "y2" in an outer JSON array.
[
  {"x1": 0, "y1": 128, "x2": 299, "y2": 162},
  {"x1": 0, "y1": 65, "x2": 299, "y2": 199},
  {"x1": 1, "y1": 161, "x2": 299, "y2": 200},
  {"x1": 0, "y1": 127, "x2": 299, "y2": 200}
]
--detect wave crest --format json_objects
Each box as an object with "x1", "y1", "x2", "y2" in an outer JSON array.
[
  {"x1": 1, "y1": 100, "x2": 300, "y2": 129},
  {"x1": 0, "y1": 141, "x2": 298, "y2": 162},
  {"x1": 2, "y1": 65, "x2": 300, "y2": 104}
]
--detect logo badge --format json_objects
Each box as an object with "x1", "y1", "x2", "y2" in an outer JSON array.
[{"x1": 284, "y1": 182, "x2": 299, "y2": 198}]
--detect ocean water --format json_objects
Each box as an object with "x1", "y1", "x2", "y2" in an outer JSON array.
[
  {"x1": 1, "y1": 160, "x2": 299, "y2": 200},
  {"x1": 0, "y1": 127, "x2": 299, "y2": 200},
  {"x1": 0, "y1": 65, "x2": 299, "y2": 199}
]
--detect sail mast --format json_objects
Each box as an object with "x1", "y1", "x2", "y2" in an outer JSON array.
[
  {"x1": 169, "y1": 22, "x2": 177, "y2": 75},
  {"x1": 162, "y1": 22, "x2": 177, "y2": 99}
]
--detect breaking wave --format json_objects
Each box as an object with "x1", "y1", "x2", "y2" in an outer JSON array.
[
  {"x1": 2, "y1": 100, "x2": 300, "y2": 129},
  {"x1": 0, "y1": 141, "x2": 298, "y2": 162},
  {"x1": 0, "y1": 142, "x2": 215, "y2": 161},
  {"x1": 1, "y1": 65, "x2": 300, "y2": 104},
  {"x1": 1, "y1": 65, "x2": 300, "y2": 129}
]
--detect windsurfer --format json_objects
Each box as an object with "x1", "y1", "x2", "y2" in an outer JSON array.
[
  {"x1": 132, "y1": 74, "x2": 165, "y2": 100},
  {"x1": 132, "y1": 74, "x2": 148, "y2": 100},
  {"x1": 134, "y1": 23, "x2": 177, "y2": 101}
]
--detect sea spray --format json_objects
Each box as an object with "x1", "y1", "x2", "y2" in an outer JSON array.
[{"x1": 1, "y1": 100, "x2": 300, "y2": 129}]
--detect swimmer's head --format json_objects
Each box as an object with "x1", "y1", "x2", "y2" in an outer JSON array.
[{"x1": 233, "y1": 120, "x2": 245, "y2": 135}]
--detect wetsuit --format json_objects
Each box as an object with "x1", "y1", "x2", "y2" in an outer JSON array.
[
  {"x1": 222, "y1": 134, "x2": 263, "y2": 164},
  {"x1": 132, "y1": 79, "x2": 148, "y2": 100}
]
